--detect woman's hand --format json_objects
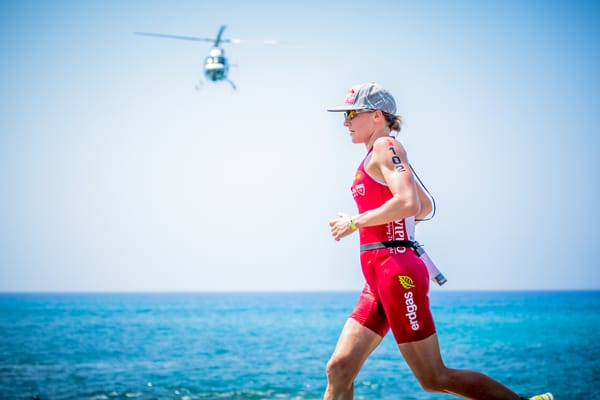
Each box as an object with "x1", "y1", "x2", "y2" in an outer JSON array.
[{"x1": 329, "y1": 212, "x2": 357, "y2": 241}]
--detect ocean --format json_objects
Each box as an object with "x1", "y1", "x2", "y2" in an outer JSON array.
[{"x1": 0, "y1": 291, "x2": 598, "y2": 400}]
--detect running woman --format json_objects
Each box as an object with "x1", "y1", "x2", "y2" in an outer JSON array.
[{"x1": 324, "y1": 82, "x2": 553, "y2": 400}]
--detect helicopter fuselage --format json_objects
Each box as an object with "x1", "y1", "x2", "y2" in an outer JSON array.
[{"x1": 204, "y1": 47, "x2": 229, "y2": 82}]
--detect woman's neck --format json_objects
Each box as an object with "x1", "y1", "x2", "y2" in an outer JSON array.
[{"x1": 364, "y1": 127, "x2": 392, "y2": 150}]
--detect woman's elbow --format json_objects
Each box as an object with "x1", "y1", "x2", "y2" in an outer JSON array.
[
  {"x1": 420, "y1": 201, "x2": 432, "y2": 218},
  {"x1": 402, "y1": 199, "x2": 421, "y2": 218},
  {"x1": 391, "y1": 195, "x2": 421, "y2": 219},
  {"x1": 410, "y1": 202, "x2": 422, "y2": 217}
]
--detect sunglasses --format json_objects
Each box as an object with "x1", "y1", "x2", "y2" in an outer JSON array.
[{"x1": 344, "y1": 109, "x2": 374, "y2": 121}]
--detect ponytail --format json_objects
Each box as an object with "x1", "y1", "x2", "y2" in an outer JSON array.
[{"x1": 383, "y1": 111, "x2": 403, "y2": 133}]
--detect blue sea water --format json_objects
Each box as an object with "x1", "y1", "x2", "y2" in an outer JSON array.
[{"x1": 0, "y1": 291, "x2": 598, "y2": 400}]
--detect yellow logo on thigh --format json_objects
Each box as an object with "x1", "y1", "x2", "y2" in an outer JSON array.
[{"x1": 398, "y1": 275, "x2": 415, "y2": 289}]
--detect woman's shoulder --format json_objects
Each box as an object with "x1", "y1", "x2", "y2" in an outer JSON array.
[{"x1": 372, "y1": 135, "x2": 406, "y2": 155}]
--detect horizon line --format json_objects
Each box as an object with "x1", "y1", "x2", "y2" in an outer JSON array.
[{"x1": 1, "y1": 288, "x2": 598, "y2": 295}]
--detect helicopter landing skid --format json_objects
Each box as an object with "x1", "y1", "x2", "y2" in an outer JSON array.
[{"x1": 194, "y1": 79, "x2": 236, "y2": 91}]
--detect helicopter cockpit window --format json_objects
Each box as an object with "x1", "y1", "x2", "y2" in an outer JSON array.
[
  {"x1": 206, "y1": 56, "x2": 226, "y2": 66},
  {"x1": 206, "y1": 68, "x2": 226, "y2": 81}
]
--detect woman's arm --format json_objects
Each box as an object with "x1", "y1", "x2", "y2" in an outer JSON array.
[
  {"x1": 352, "y1": 137, "x2": 421, "y2": 227},
  {"x1": 330, "y1": 137, "x2": 422, "y2": 241}
]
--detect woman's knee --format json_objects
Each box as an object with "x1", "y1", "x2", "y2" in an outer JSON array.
[
  {"x1": 326, "y1": 353, "x2": 359, "y2": 384},
  {"x1": 414, "y1": 369, "x2": 450, "y2": 393}
]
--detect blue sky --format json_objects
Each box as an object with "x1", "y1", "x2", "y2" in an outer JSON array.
[{"x1": 1, "y1": 0, "x2": 599, "y2": 292}]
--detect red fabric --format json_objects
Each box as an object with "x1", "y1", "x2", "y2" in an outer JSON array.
[{"x1": 348, "y1": 149, "x2": 435, "y2": 344}]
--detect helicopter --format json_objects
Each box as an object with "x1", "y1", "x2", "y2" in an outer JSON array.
[{"x1": 135, "y1": 25, "x2": 276, "y2": 90}]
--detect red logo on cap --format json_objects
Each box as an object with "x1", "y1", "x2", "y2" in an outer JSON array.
[{"x1": 345, "y1": 88, "x2": 356, "y2": 105}]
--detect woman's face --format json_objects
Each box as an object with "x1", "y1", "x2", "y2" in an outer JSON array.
[{"x1": 343, "y1": 110, "x2": 375, "y2": 144}]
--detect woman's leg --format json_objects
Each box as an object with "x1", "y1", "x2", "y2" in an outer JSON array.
[
  {"x1": 399, "y1": 333, "x2": 521, "y2": 400},
  {"x1": 324, "y1": 318, "x2": 383, "y2": 400}
]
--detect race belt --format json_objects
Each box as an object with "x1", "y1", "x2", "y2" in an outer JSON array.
[{"x1": 360, "y1": 240, "x2": 422, "y2": 252}]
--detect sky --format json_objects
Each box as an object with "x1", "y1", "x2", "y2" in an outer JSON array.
[{"x1": 0, "y1": 0, "x2": 599, "y2": 292}]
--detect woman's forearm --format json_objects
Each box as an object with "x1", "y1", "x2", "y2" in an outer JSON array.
[{"x1": 352, "y1": 193, "x2": 420, "y2": 228}]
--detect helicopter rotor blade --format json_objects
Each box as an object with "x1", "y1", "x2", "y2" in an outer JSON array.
[
  {"x1": 214, "y1": 25, "x2": 227, "y2": 47},
  {"x1": 135, "y1": 32, "x2": 217, "y2": 43},
  {"x1": 230, "y1": 38, "x2": 278, "y2": 45}
]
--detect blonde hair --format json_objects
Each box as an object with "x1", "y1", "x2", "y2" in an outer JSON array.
[{"x1": 383, "y1": 111, "x2": 403, "y2": 133}]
